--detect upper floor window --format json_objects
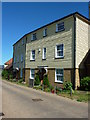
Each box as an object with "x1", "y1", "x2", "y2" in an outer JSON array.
[
  {"x1": 30, "y1": 69, "x2": 35, "y2": 79},
  {"x1": 31, "y1": 33, "x2": 37, "y2": 41},
  {"x1": 43, "y1": 28, "x2": 47, "y2": 37},
  {"x1": 21, "y1": 54, "x2": 23, "y2": 62},
  {"x1": 42, "y1": 48, "x2": 46, "y2": 60},
  {"x1": 22, "y1": 39, "x2": 24, "y2": 45},
  {"x1": 20, "y1": 68, "x2": 23, "y2": 78},
  {"x1": 14, "y1": 57, "x2": 15, "y2": 63},
  {"x1": 30, "y1": 50, "x2": 35, "y2": 60},
  {"x1": 55, "y1": 44, "x2": 64, "y2": 58},
  {"x1": 15, "y1": 46, "x2": 16, "y2": 50},
  {"x1": 56, "y1": 22, "x2": 65, "y2": 32},
  {"x1": 55, "y1": 69, "x2": 63, "y2": 83},
  {"x1": 17, "y1": 55, "x2": 19, "y2": 62}
]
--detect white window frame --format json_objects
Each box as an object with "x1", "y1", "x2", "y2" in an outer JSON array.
[
  {"x1": 17, "y1": 56, "x2": 19, "y2": 62},
  {"x1": 22, "y1": 39, "x2": 24, "y2": 45},
  {"x1": 43, "y1": 28, "x2": 47, "y2": 37},
  {"x1": 55, "y1": 44, "x2": 64, "y2": 58},
  {"x1": 20, "y1": 68, "x2": 23, "y2": 78},
  {"x1": 56, "y1": 22, "x2": 65, "y2": 32},
  {"x1": 21, "y1": 54, "x2": 23, "y2": 62},
  {"x1": 30, "y1": 50, "x2": 35, "y2": 60},
  {"x1": 30, "y1": 69, "x2": 35, "y2": 79},
  {"x1": 55, "y1": 69, "x2": 63, "y2": 83},
  {"x1": 31, "y1": 33, "x2": 37, "y2": 41},
  {"x1": 14, "y1": 56, "x2": 15, "y2": 63},
  {"x1": 42, "y1": 48, "x2": 46, "y2": 59}
]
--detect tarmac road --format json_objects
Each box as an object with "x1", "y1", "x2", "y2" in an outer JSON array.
[{"x1": 2, "y1": 80, "x2": 88, "y2": 118}]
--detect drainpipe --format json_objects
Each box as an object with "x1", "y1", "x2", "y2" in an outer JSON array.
[{"x1": 73, "y1": 14, "x2": 76, "y2": 90}]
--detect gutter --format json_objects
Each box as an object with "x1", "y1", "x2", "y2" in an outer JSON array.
[{"x1": 73, "y1": 14, "x2": 76, "y2": 90}]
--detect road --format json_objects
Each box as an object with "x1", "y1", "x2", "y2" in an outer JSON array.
[{"x1": 2, "y1": 80, "x2": 88, "y2": 118}]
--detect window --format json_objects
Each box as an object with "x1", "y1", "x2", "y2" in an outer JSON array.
[
  {"x1": 43, "y1": 28, "x2": 47, "y2": 37},
  {"x1": 31, "y1": 33, "x2": 37, "y2": 40},
  {"x1": 21, "y1": 54, "x2": 23, "y2": 62},
  {"x1": 20, "y1": 68, "x2": 23, "y2": 78},
  {"x1": 56, "y1": 22, "x2": 65, "y2": 32},
  {"x1": 14, "y1": 57, "x2": 15, "y2": 63},
  {"x1": 15, "y1": 46, "x2": 16, "y2": 50},
  {"x1": 55, "y1": 44, "x2": 64, "y2": 58},
  {"x1": 55, "y1": 69, "x2": 63, "y2": 83},
  {"x1": 30, "y1": 50, "x2": 35, "y2": 60},
  {"x1": 17, "y1": 56, "x2": 19, "y2": 62},
  {"x1": 42, "y1": 48, "x2": 46, "y2": 59},
  {"x1": 22, "y1": 39, "x2": 24, "y2": 45},
  {"x1": 30, "y1": 69, "x2": 35, "y2": 79}
]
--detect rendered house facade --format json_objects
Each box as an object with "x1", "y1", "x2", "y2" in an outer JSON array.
[{"x1": 13, "y1": 12, "x2": 90, "y2": 89}]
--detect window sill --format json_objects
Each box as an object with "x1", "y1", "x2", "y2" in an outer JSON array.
[
  {"x1": 55, "y1": 28, "x2": 65, "y2": 33},
  {"x1": 43, "y1": 35, "x2": 47, "y2": 38},
  {"x1": 30, "y1": 59, "x2": 35, "y2": 61},
  {"x1": 55, "y1": 81, "x2": 63, "y2": 84},
  {"x1": 31, "y1": 38, "x2": 37, "y2": 41},
  {"x1": 42, "y1": 58, "x2": 46, "y2": 61},
  {"x1": 55, "y1": 56, "x2": 64, "y2": 59}
]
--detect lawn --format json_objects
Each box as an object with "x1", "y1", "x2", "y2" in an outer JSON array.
[{"x1": 58, "y1": 90, "x2": 90, "y2": 102}]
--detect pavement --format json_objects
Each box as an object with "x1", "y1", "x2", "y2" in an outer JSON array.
[{"x1": 2, "y1": 80, "x2": 88, "y2": 118}]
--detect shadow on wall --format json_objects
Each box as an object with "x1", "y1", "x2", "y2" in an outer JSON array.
[{"x1": 79, "y1": 49, "x2": 90, "y2": 80}]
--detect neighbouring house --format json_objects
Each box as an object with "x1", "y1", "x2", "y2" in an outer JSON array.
[
  {"x1": 0, "y1": 65, "x2": 4, "y2": 75},
  {"x1": 4, "y1": 58, "x2": 13, "y2": 72},
  {"x1": 13, "y1": 12, "x2": 90, "y2": 89}
]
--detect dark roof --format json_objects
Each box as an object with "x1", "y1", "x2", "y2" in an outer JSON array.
[{"x1": 13, "y1": 12, "x2": 90, "y2": 46}]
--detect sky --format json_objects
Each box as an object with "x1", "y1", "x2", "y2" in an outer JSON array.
[{"x1": 1, "y1": 2, "x2": 89, "y2": 65}]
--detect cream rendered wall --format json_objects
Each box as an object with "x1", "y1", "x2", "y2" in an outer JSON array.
[
  {"x1": 26, "y1": 17, "x2": 74, "y2": 69},
  {"x1": 76, "y1": 17, "x2": 89, "y2": 68},
  {"x1": 89, "y1": 25, "x2": 90, "y2": 49}
]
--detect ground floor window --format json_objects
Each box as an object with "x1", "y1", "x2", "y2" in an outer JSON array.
[
  {"x1": 55, "y1": 69, "x2": 63, "y2": 83},
  {"x1": 30, "y1": 69, "x2": 35, "y2": 79},
  {"x1": 20, "y1": 68, "x2": 23, "y2": 78}
]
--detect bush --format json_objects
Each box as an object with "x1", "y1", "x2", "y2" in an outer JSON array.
[
  {"x1": 64, "y1": 81, "x2": 72, "y2": 90},
  {"x1": 80, "y1": 77, "x2": 90, "y2": 91},
  {"x1": 34, "y1": 74, "x2": 40, "y2": 85},
  {"x1": 2, "y1": 70, "x2": 9, "y2": 79},
  {"x1": 45, "y1": 87, "x2": 51, "y2": 92},
  {"x1": 43, "y1": 75, "x2": 49, "y2": 87},
  {"x1": 56, "y1": 86, "x2": 62, "y2": 92},
  {"x1": 18, "y1": 79, "x2": 23, "y2": 83},
  {"x1": 9, "y1": 74, "x2": 13, "y2": 79}
]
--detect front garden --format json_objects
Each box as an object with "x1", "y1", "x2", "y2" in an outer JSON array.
[{"x1": 1, "y1": 69, "x2": 90, "y2": 102}]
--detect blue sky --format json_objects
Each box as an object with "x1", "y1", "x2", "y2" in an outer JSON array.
[{"x1": 2, "y1": 2, "x2": 89, "y2": 65}]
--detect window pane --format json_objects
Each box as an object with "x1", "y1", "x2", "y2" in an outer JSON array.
[{"x1": 56, "y1": 69, "x2": 63, "y2": 82}]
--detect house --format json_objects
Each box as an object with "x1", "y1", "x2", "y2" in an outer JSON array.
[
  {"x1": 4, "y1": 58, "x2": 13, "y2": 71},
  {"x1": 13, "y1": 12, "x2": 90, "y2": 89},
  {"x1": 0, "y1": 65, "x2": 4, "y2": 75}
]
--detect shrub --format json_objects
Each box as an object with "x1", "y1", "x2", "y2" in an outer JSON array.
[
  {"x1": 43, "y1": 75, "x2": 49, "y2": 87},
  {"x1": 80, "y1": 77, "x2": 90, "y2": 91},
  {"x1": 64, "y1": 81, "x2": 72, "y2": 90},
  {"x1": 56, "y1": 86, "x2": 62, "y2": 92},
  {"x1": 2, "y1": 70, "x2": 9, "y2": 79},
  {"x1": 9, "y1": 74, "x2": 13, "y2": 79},
  {"x1": 18, "y1": 79, "x2": 23, "y2": 83},
  {"x1": 45, "y1": 87, "x2": 51, "y2": 92},
  {"x1": 34, "y1": 74, "x2": 40, "y2": 85},
  {"x1": 49, "y1": 85, "x2": 54, "y2": 90}
]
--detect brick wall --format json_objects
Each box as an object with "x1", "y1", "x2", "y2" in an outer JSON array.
[{"x1": 25, "y1": 68, "x2": 30, "y2": 84}]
